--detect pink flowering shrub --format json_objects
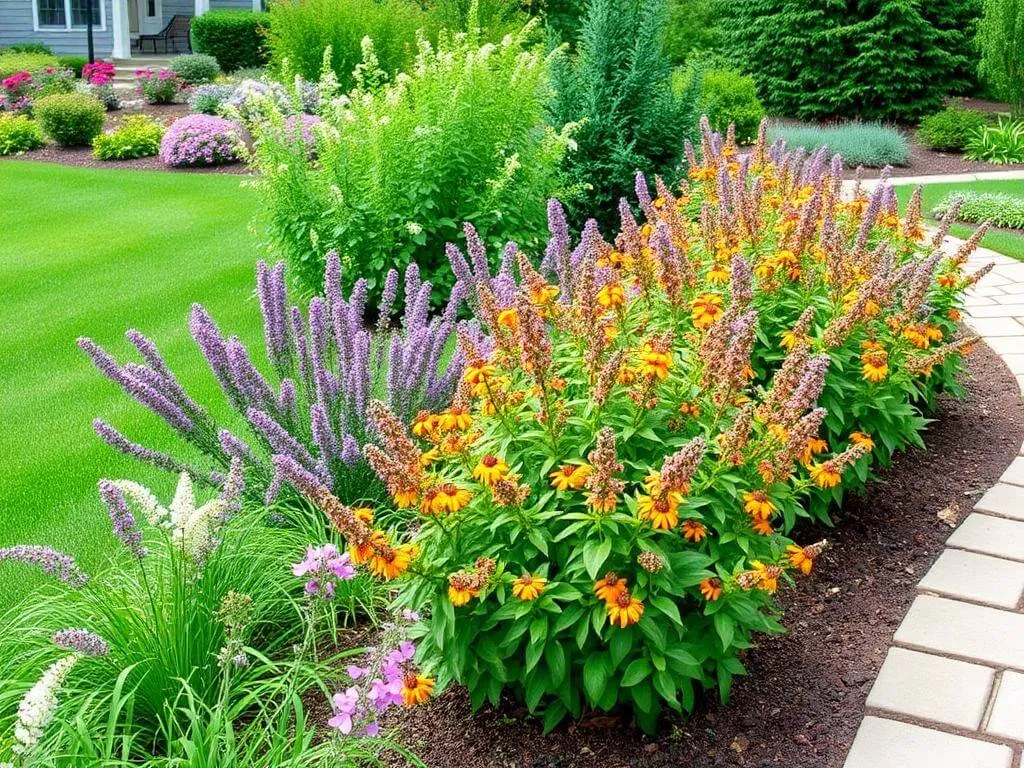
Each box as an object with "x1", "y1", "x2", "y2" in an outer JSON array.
[
  {"x1": 83, "y1": 61, "x2": 115, "y2": 86},
  {"x1": 136, "y1": 67, "x2": 184, "y2": 104},
  {"x1": 159, "y1": 114, "x2": 240, "y2": 166},
  {"x1": 1, "y1": 71, "x2": 34, "y2": 113}
]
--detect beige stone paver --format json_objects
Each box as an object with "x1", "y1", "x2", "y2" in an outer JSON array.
[
  {"x1": 918, "y1": 549, "x2": 1024, "y2": 608},
  {"x1": 845, "y1": 717, "x2": 1013, "y2": 768},
  {"x1": 866, "y1": 648, "x2": 995, "y2": 728},
  {"x1": 844, "y1": 238, "x2": 1024, "y2": 767},
  {"x1": 986, "y1": 672, "x2": 1024, "y2": 742},
  {"x1": 948, "y1": 513, "x2": 1024, "y2": 562}
]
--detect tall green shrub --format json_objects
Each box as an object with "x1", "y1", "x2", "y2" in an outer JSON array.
[
  {"x1": 723, "y1": 0, "x2": 978, "y2": 122},
  {"x1": 978, "y1": 0, "x2": 1024, "y2": 116},
  {"x1": 247, "y1": 23, "x2": 571, "y2": 299},
  {"x1": 549, "y1": 0, "x2": 700, "y2": 230},
  {"x1": 190, "y1": 10, "x2": 269, "y2": 72},
  {"x1": 265, "y1": 0, "x2": 429, "y2": 86}
]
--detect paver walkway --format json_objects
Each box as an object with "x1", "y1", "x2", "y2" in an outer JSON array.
[
  {"x1": 843, "y1": 239, "x2": 1024, "y2": 768},
  {"x1": 866, "y1": 169, "x2": 1024, "y2": 188}
]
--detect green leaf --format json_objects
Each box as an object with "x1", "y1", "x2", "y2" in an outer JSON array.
[
  {"x1": 529, "y1": 616, "x2": 547, "y2": 645},
  {"x1": 713, "y1": 612, "x2": 734, "y2": 651},
  {"x1": 584, "y1": 537, "x2": 612, "y2": 580},
  {"x1": 609, "y1": 627, "x2": 633, "y2": 667},
  {"x1": 541, "y1": 701, "x2": 568, "y2": 734},
  {"x1": 620, "y1": 657, "x2": 652, "y2": 687},
  {"x1": 545, "y1": 642, "x2": 567, "y2": 686},
  {"x1": 582, "y1": 654, "x2": 608, "y2": 705}
]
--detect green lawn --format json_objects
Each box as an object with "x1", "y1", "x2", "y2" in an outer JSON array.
[
  {"x1": 0, "y1": 161, "x2": 264, "y2": 609},
  {"x1": 895, "y1": 179, "x2": 1024, "y2": 260}
]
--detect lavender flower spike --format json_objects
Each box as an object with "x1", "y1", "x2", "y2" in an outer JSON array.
[
  {"x1": 0, "y1": 545, "x2": 88, "y2": 587},
  {"x1": 53, "y1": 629, "x2": 110, "y2": 657},
  {"x1": 98, "y1": 480, "x2": 146, "y2": 559},
  {"x1": 93, "y1": 419, "x2": 190, "y2": 475}
]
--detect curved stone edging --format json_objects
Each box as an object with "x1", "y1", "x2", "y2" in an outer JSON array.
[{"x1": 843, "y1": 240, "x2": 1024, "y2": 768}]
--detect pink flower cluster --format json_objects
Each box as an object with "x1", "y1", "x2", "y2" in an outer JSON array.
[
  {"x1": 136, "y1": 67, "x2": 184, "y2": 104},
  {"x1": 291, "y1": 543, "x2": 355, "y2": 599},
  {"x1": 328, "y1": 611, "x2": 421, "y2": 736},
  {"x1": 159, "y1": 114, "x2": 240, "y2": 167},
  {"x1": 2, "y1": 71, "x2": 31, "y2": 91},
  {"x1": 1, "y1": 71, "x2": 33, "y2": 112},
  {"x1": 83, "y1": 62, "x2": 115, "y2": 86}
]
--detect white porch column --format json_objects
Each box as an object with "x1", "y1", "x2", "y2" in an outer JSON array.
[
  {"x1": 194, "y1": 0, "x2": 209, "y2": 16},
  {"x1": 111, "y1": 0, "x2": 130, "y2": 58},
  {"x1": 251, "y1": 0, "x2": 260, "y2": 11}
]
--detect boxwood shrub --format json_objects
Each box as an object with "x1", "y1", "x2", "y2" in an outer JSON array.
[
  {"x1": 190, "y1": 10, "x2": 269, "y2": 72},
  {"x1": 33, "y1": 92, "x2": 106, "y2": 147},
  {"x1": 917, "y1": 102, "x2": 989, "y2": 152},
  {"x1": 0, "y1": 113, "x2": 44, "y2": 154},
  {"x1": 170, "y1": 53, "x2": 221, "y2": 84},
  {"x1": 93, "y1": 115, "x2": 166, "y2": 160}
]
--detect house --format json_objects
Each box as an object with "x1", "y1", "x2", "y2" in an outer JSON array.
[{"x1": 0, "y1": 0, "x2": 259, "y2": 59}]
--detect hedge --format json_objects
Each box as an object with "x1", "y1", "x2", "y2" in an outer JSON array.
[{"x1": 190, "y1": 10, "x2": 269, "y2": 72}]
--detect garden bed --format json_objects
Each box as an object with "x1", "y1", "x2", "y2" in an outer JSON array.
[
  {"x1": 387, "y1": 341, "x2": 1024, "y2": 768},
  {"x1": 0, "y1": 103, "x2": 250, "y2": 173}
]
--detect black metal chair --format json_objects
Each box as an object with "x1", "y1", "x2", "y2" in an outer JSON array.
[{"x1": 135, "y1": 15, "x2": 191, "y2": 54}]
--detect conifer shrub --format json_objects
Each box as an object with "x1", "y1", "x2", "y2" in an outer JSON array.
[
  {"x1": 722, "y1": 0, "x2": 980, "y2": 122},
  {"x1": 549, "y1": 0, "x2": 701, "y2": 230}
]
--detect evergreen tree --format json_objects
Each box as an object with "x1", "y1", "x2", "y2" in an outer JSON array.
[
  {"x1": 723, "y1": 0, "x2": 982, "y2": 122},
  {"x1": 978, "y1": 0, "x2": 1024, "y2": 116},
  {"x1": 549, "y1": 0, "x2": 701, "y2": 230}
]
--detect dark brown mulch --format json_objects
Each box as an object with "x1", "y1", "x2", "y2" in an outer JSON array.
[
  {"x1": 389, "y1": 340, "x2": 1024, "y2": 768},
  {"x1": 850, "y1": 136, "x2": 1024, "y2": 180},
  {"x1": 0, "y1": 102, "x2": 251, "y2": 174}
]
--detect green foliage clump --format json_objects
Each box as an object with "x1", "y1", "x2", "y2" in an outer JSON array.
[
  {"x1": 769, "y1": 121, "x2": 910, "y2": 167},
  {"x1": 33, "y1": 92, "x2": 106, "y2": 148},
  {"x1": 190, "y1": 10, "x2": 270, "y2": 72},
  {"x1": 689, "y1": 67, "x2": 764, "y2": 144},
  {"x1": 663, "y1": 0, "x2": 724, "y2": 64},
  {"x1": 248, "y1": 23, "x2": 570, "y2": 300},
  {"x1": 266, "y1": 0, "x2": 428, "y2": 87},
  {"x1": 722, "y1": 0, "x2": 980, "y2": 122},
  {"x1": 93, "y1": 115, "x2": 166, "y2": 160},
  {"x1": 978, "y1": 0, "x2": 1024, "y2": 116},
  {"x1": 916, "y1": 102, "x2": 989, "y2": 151},
  {"x1": 933, "y1": 191, "x2": 1024, "y2": 229},
  {"x1": 171, "y1": 52, "x2": 222, "y2": 84},
  {"x1": 0, "y1": 114, "x2": 44, "y2": 155},
  {"x1": 55, "y1": 55, "x2": 87, "y2": 77},
  {"x1": 430, "y1": 0, "x2": 529, "y2": 40},
  {"x1": 549, "y1": 0, "x2": 701, "y2": 230},
  {"x1": 3, "y1": 42, "x2": 52, "y2": 55},
  {"x1": 0, "y1": 52, "x2": 59, "y2": 79},
  {"x1": 964, "y1": 118, "x2": 1024, "y2": 163}
]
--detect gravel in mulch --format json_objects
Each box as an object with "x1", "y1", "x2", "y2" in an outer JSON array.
[
  {"x1": 388, "y1": 340, "x2": 1024, "y2": 768},
  {"x1": 0, "y1": 102, "x2": 251, "y2": 174}
]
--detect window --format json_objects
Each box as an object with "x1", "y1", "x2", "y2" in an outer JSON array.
[
  {"x1": 70, "y1": 0, "x2": 102, "y2": 26},
  {"x1": 34, "y1": 0, "x2": 106, "y2": 29},
  {"x1": 37, "y1": 0, "x2": 66, "y2": 27}
]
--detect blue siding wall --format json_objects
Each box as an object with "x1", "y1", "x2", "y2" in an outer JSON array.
[{"x1": 0, "y1": 0, "x2": 115, "y2": 56}]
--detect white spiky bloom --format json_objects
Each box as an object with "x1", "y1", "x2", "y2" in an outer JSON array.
[
  {"x1": 13, "y1": 654, "x2": 78, "y2": 755},
  {"x1": 112, "y1": 480, "x2": 167, "y2": 528}
]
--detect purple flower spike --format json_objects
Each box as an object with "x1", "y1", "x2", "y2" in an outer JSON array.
[
  {"x1": 98, "y1": 480, "x2": 146, "y2": 559},
  {"x1": 53, "y1": 628, "x2": 109, "y2": 656},
  {"x1": 0, "y1": 545, "x2": 88, "y2": 587}
]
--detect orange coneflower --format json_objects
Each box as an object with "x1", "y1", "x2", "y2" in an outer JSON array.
[
  {"x1": 597, "y1": 282, "x2": 625, "y2": 308},
  {"x1": 938, "y1": 273, "x2": 958, "y2": 289},
  {"x1": 587, "y1": 492, "x2": 618, "y2": 513},
  {"x1": 638, "y1": 343, "x2": 673, "y2": 380},
  {"x1": 496, "y1": 307, "x2": 519, "y2": 332},
  {"x1": 699, "y1": 577, "x2": 722, "y2": 601},
  {"x1": 751, "y1": 518, "x2": 774, "y2": 535},
  {"x1": 706, "y1": 263, "x2": 731, "y2": 284},
  {"x1": 637, "y1": 494, "x2": 680, "y2": 531},
  {"x1": 530, "y1": 284, "x2": 559, "y2": 306},
  {"x1": 594, "y1": 572, "x2": 628, "y2": 604},
  {"x1": 809, "y1": 461, "x2": 841, "y2": 489},
  {"x1": 419, "y1": 448, "x2": 440, "y2": 468},
  {"x1": 780, "y1": 329, "x2": 803, "y2": 351},
  {"x1": 411, "y1": 411, "x2": 440, "y2": 438},
  {"x1": 368, "y1": 542, "x2": 417, "y2": 580},
  {"x1": 607, "y1": 590, "x2": 644, "y2": 628},
  {"x1": 681, "y1": 519, "x2": 707, "y2": 542},
  {"x1": 512, "y1": 574, "x2": 546, "y2": 601},
  {"x1": 861, "y1": 348, "x2": 889, "y2": 383},
  {"x1": 786, "y1": 545, "x2": 814, "y2": 575},
  {"x1": 849, "y1": 431, "x2": 875, "y2": 451},
  {"x1": 690, "y1": 293, "x2": 724, "y2": 330},
  {"x1": 472, "y1": 454, "x2": 510, "y2": 485},
  {"x1": 422, "y1": 483, "x2": 472, "y2": 515},
  {"x1": 401, "y1": 672, "x2": 435, "y2": 706},
  {"x1": 742, "y1": 490, "x2": 775, "y2": 521},
  {"x1": 549, "y1": 463, "x2": 592, "y2": 491},
  {"x1": 448, "y1": 583, "x2": 478, "y2": 606},
  {"x1": 463, "y1": 363, "x2": 497, "y2": 387},
  {"x1": 751, "y1": 560, "x2": 780, "y2": 593},
  {"x1": 349, "y1": 529, "x2": 388, "y2": 565},
  {"x1": 392, "y1": 486, "x2": 419, "y2": 509},
  {"x1": 800, "y1": 437, "x2": 829, "y2": 465},
  {"x1": 353, "y1": 507, "x2": 374, "y2": 525},
  {"x1": 768, "y1": 423, "x2": 789, "y2": 443},
  {"x1": 439, "y1": 407, "x2": 473, "y2": 432}
]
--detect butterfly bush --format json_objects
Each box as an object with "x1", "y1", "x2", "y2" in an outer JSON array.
[
  {"x1": 271, "y1": 118, "x2": 987, "y2": 733},
  {"x1": 80, "y1": 254, "x2": 467, "y2": 506},
  {"x1": 159, "y1": 114, "x2": 240, "y2": 167}
]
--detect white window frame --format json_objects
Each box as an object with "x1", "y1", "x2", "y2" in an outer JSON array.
[{"x1": 32, "y1": 0, "x2": 107, "y2": 32}]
